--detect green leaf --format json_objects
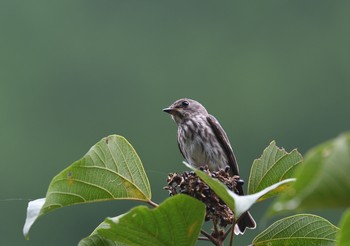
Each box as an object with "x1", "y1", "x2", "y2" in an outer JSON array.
[
  {"x1": 253, "y1": 214, "x2": 339, "y2": 246},
  {"x1": 184, "y1": 162, "x2": 295, "y2": 219},
  {"x1": 78, "y1": 234, "x2": 123, "y2": 246},
  {"x1": 23, "y1": 135, "x2": 151, "y2": 238},
  {"x1": 248, "y1": 141, "x2": 302, "y2": 201},
  {"x1": 80, "y1": 194, "x2": 205, "y2": 246},
  {"x1": 272, "y1": 133, "x2": 350, "y2": 213},
  {"x1": 336, "y1": 209, "x2": 350, "y2": 246}
]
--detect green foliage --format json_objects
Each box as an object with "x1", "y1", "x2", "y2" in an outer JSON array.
[
  {"x1": 42, "y1": 135, "x2": 152, "y2": 207},
  {"x1": 185, "y1": 162, "x2": 295, "y2": 219},
  {"x1": 272, "y1": 132, "x2": 350, "y2": 212},
  {"x1": 23, "y1": 135, "x2": 151, "y2": 238},
  {"x1": 336, "y1": 209, "x2": 350, "y2": 246},
  {"x1": 248, "y1": 141, "x2": 302, "y2": 201},
  {"x1": 253, "y1": 214, "x2": 339, "y2": 246},
  {"x1": 23, "y1": 132, "x2": 350, "y2": 245},
  {"x1": 80, "y1": 195, "x2": 205, "y2": 246},
  {"x1": 79, "y1": 235, "x2": 121, "y2": 246}
]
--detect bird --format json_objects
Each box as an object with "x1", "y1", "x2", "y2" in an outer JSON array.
[{"x1": 163, "y1": 98, "x2": 256, "y2": 234}]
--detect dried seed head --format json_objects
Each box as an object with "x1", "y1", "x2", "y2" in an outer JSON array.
[{"x1": 164, "y1": 166, "x2": 240, "y2": 230}]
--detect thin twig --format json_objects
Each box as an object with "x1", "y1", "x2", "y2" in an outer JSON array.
[
  {"x1": 213, "y1": 220, "x2": 220, "y2": 236},
  {"x1": 198, "y1": 236, "x2": 211, "y2": 241},
  {"x1": 200, "y1": 229, "x2": 217, "y2": 245},
  {"x1": 223, "y1": 225, "x2": 233, "y2": 240},
  {"x1": 229, "y1": 225, "x2": 234, "y2": 246}
]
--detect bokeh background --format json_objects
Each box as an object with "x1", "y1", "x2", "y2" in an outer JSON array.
[{"x1": 1, "y1": 1, "x2": 349, "y2": 245}]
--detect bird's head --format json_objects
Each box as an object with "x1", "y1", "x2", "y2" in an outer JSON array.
[{"x1": 163, "y1": 98, "x2": 208, "y2": 124}]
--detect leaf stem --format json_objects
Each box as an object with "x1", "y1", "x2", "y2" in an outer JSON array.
[{"x1": 147, "y1": 200, "x2": 159, "y2": 207}]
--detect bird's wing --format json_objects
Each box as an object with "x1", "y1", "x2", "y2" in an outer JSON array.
[
  {"x1": 207, "y1": 115, "x2": 255, "y2": 232},
  {"x1": 206, "y1": 114, "x2": 240, "y2": 176},
  {"x1": 177, "y1": 139, "x2": 186, "y2": 160}
]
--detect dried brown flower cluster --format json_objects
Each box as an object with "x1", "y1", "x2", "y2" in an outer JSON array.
[{"x1": 164, "y1": 166, "x2": 240, "y2": 229}]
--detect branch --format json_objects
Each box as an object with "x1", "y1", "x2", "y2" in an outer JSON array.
[
  {"x1": 200, "y1": 229, "x2": 218, "y2": 245},
  {"x1": 223, "y1": 225, "x2": 233, "y2": 240},
  {"x1": 198, "y1": 236, "x2": 210, "y2": 241}
]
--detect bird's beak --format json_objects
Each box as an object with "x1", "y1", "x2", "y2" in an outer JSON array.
[{"x1": 163, "y1": 107, "x2": 174, "y2": 114}]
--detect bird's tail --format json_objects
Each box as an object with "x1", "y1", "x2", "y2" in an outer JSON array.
[{"x1": 234, "y1": 211, "x2": 256, "y2": 235}]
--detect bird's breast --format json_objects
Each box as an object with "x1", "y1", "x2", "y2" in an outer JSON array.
[{"x1": 178, "y1": 121, "x2": 227, "y2": 170}]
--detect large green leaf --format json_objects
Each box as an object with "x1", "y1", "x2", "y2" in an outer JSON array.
[
  {"x1": 336, "y1": 209, "x2": 350, "y2": 246},
  {"x1": 79, "y1": 194, "x2": 205, "y2": 246},
  {"x1": 78, "y1": 235, "x2": 123, "y2": 246},
  {"x1": 184, "y1": 162, "x2": 295, "y2": 219},
  {"x1": 23, "y1": 135, "x2": 151, "y2": 238},
  {"x1": 253, "y1": 214, "x2": 339, "y2": 246},
  {"x1": 272, "y1": 132, "x2": 350, "y2": 212},
  {"x1": 248, "y1": 141, "x2": 302, "y2": 201}
]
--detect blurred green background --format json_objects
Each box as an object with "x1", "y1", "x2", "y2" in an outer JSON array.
[{"x1": 1, "y1": 1, "x2": 349, "y2": 245}]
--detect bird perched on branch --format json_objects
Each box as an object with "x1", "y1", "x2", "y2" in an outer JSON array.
[{"x1": 163, "y1": 98, "x2": 256, "y2": 234}]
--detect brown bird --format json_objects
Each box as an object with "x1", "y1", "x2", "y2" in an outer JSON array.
[{"x1": 163, "y1": 98, "x2": 256, "y2": 234}]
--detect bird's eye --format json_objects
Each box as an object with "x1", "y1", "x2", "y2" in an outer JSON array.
[{"x1": 181, "y1": 100, "x2": 189, "y2": 107}]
